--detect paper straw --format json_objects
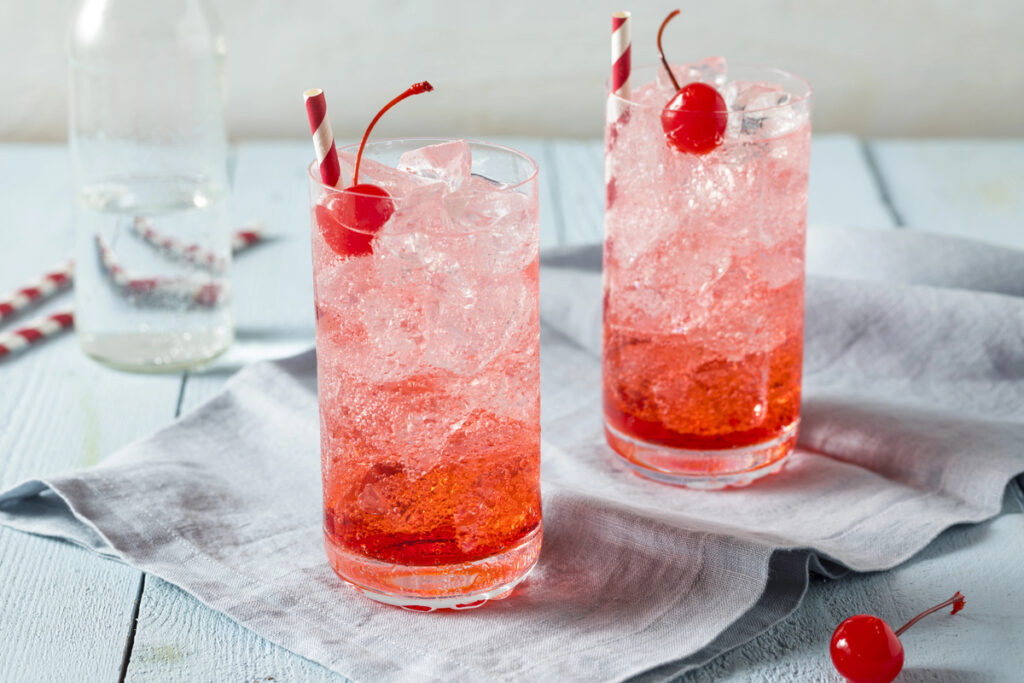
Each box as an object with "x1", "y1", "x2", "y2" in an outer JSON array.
[
  {"x1": 131, "y1": 218, "x2": 265, "y2": 273},
  {"x1": 94, "y1": 234, "x2": 223, "y2": 308},
  {"x1": 607, "y1": 11, "x2": 632, "y2": 125},
  {"x1": 0, "y1": 228, "x2": 265, "y2": 361},
  {"x1": 231, "y1": 227, "x2": 263, "y2": 252},
  {"x1": 605, "y1": 11, "x2": 632, "y2": 199},
  {"x1": 304, "y1": 88, "x2": 342, "y2": 187},
  {"x1": 0, "y1": 310, "x2": 74, "y2": 359},
  {"x1": 0, "y1": 261, "x2": 73, "y2": 324}
]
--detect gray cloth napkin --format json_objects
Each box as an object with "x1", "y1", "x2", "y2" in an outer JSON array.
[{"x1": 2, "y1": 226, "x2": 1023, "y2": 682}]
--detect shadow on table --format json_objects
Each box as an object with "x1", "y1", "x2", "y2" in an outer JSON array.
[{"x1": 191, "y1": 326, "x2": 313, "y2": 375}]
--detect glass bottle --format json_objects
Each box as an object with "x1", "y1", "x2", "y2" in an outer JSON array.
[{"x1": 68, "y1": 0, "x2": 232, "y2": 371}]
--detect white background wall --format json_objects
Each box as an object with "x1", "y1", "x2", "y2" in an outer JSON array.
[{"x1": 3, "y1": 0, "x2": 1022, "y2": 142}]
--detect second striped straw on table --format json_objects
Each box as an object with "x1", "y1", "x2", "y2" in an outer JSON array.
[
  {"x1": 0, "y1": 310, "x2": 74, "y2": 359},
  {"x1": 0, "y1": 262, "x2": 73, "y2": 324}
]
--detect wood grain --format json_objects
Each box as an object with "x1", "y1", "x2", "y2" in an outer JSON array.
[
  {"x1": 870, "y1": 139, "x2": 1024, "y2": 247},
  {"x1": 810, "y1": 135, "x2": 899, "y2": 229},
  {"x1": 125, "y1": 577, "x2": 347, "y2": 683},
  {"x1": 0, "y1": 146, "x2": 185, "y2": 682}
]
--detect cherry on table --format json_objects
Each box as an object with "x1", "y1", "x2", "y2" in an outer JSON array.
[
  {"x1": 829, "y1": 591, "x2": 966, "y2": 683},
  {"x1": 656, "y1": 9, "x2": 727, "y2": 155},
  {"x1": 317, "y1": 81, "x2": 433, "y2": 258}
]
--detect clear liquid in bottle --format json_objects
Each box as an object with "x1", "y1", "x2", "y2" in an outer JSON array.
[{"x1": 68, "y1": 0, "x2": 232, "y2": 371}]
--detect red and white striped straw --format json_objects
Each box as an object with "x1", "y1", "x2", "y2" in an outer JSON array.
[
  {"x1": 0, "y1": 261, "x2": 73, "y2": 324},
  {"x1": 0, "y1": 227, "x2": 264, "y2": 360},
  {"x1": 231, "y1": 227, "x2": 263, "y2": 252},
  {"x1": 0, "y1": 309, "x2": 74, "y2": 359},
  {"x1": 95, "y1": 234, "x2": 223, "y2": 308},
  {"x1": 607, "y1": 11, "x2": 632, "y2": 125},
  {"x1": 131, "y1": 217, "x2": 264, "y2": 273},
  {"x1": 304, "y1": 88, "x2": 341, "y2": 187}
]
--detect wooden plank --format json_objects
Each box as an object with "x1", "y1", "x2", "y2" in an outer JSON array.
[
  {"x1": 809, "y1": 135, "x2": 899, "y2": 228},
  {"x1": 122, "y1": 142, "x2": 326, "y2": 680},
  {"x1": 125, "y1": 577, "x2": 346, "y2": 683},
  {"x1": 0, "y1": 531, "x2": 139, "y2": 682},
  {"x1": 869, "y1": 139, "x2": 1024, "y2": 248},
  {"x1": 0, "y1": 145, "x2": 186, "y2": 681},
  {"x1": 547, "y1": 139, "x2": 603, "y2": 245}
]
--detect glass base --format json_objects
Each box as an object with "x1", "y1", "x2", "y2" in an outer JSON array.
[
  {"x1": 604, "y1": 421, "x2": 798, "y2": 490},
  {"x1": 77, "y1": 328, "x2": 232, "y2": 373},
  {"x1": 325, "y1": 524, "x2": 542, "y2": 612}
]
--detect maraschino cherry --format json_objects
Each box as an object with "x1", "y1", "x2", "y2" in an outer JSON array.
[
  {"x1": 657, "y1": 10, "x2": 727, "y2": 155},
  {"x1": 317, "y1": 81, "x2": 434, "y2": 257},
  {"x1": 830, "y1": 591, "x2": 966, "y2": 683}
]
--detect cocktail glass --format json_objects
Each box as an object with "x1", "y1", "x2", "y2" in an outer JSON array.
[
  {"x1": 603, "y1": 63, "x2": 812, "y2": 488},
  {"x1": 308, "y1": 139, "x2": 542, "y2": 609}
]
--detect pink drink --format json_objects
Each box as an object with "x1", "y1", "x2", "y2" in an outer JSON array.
[
  {"x1": 603, "y1": 62, "x2": 812, "y2": 488},
  {"x1": 309, "y1": 140, "x2": 542, "y2": 609}
]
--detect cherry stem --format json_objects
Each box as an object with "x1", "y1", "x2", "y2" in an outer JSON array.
[
  {"x1": 894, "y1": 591, "x2": 966, "y2": 637},
  {"x1": 353, "y1": 81, "x2": 434, "y2": 185},
  {"x1": 657, "y1": 9, "x2": 682, "y2": 92}
]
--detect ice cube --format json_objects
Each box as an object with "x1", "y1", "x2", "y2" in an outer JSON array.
[
  {"x1": 445, "y1": 175, "x2": 530, "y2": 231},
  {"x1": 373, "y1": 178, "x2": 445, "y2": 243},
  {"x1": 759, "y1": 103, "x2": 806, "y2": 140},
  {"x1": 422, "y1": 269, "x2": 532, "y2": 377},
  {"x1": 371, "y1": 179, "x2": 452, "y2": 269},
  {"x1": 727, "y1": 81, "x2": 786, "y2": 111},
  {"x1": 720, "y1": 81, "x2": 805, "y2": 140},
  {"x1": 442, "y1": 177, "x2": 537, "y2": 274},
  {"x1": 353, "y1": 281, "x2": 429, "y2": 381},
  {"x1": 753, "y1": 249, "x2": 803, "y2": 289},
  {"x1": 398, "y1": 140, "x2": 473, "y2": 191},
  {"x1": 336, "y1": 151, "x2": 433, "y2": 196}
]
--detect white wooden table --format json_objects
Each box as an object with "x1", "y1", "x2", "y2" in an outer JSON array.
[{"x1": 1, "y1": 137, "x2": 1022, "y2": 682}]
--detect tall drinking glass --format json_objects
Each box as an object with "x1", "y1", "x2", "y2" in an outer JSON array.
[
  {"x1": 309, "y1": 139, "x2": 541, "y2": 609},
  {"x1": 603, "y1": 63, "x2": 812, "y2": 488}
]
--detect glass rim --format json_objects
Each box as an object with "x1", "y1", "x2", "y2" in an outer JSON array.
[
  {"x1": 307, "y1": 137, "x2": 540, "y2": 198},
  {"x1": 606, "y1": 62, "x2": 813, "y2": 115}
]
